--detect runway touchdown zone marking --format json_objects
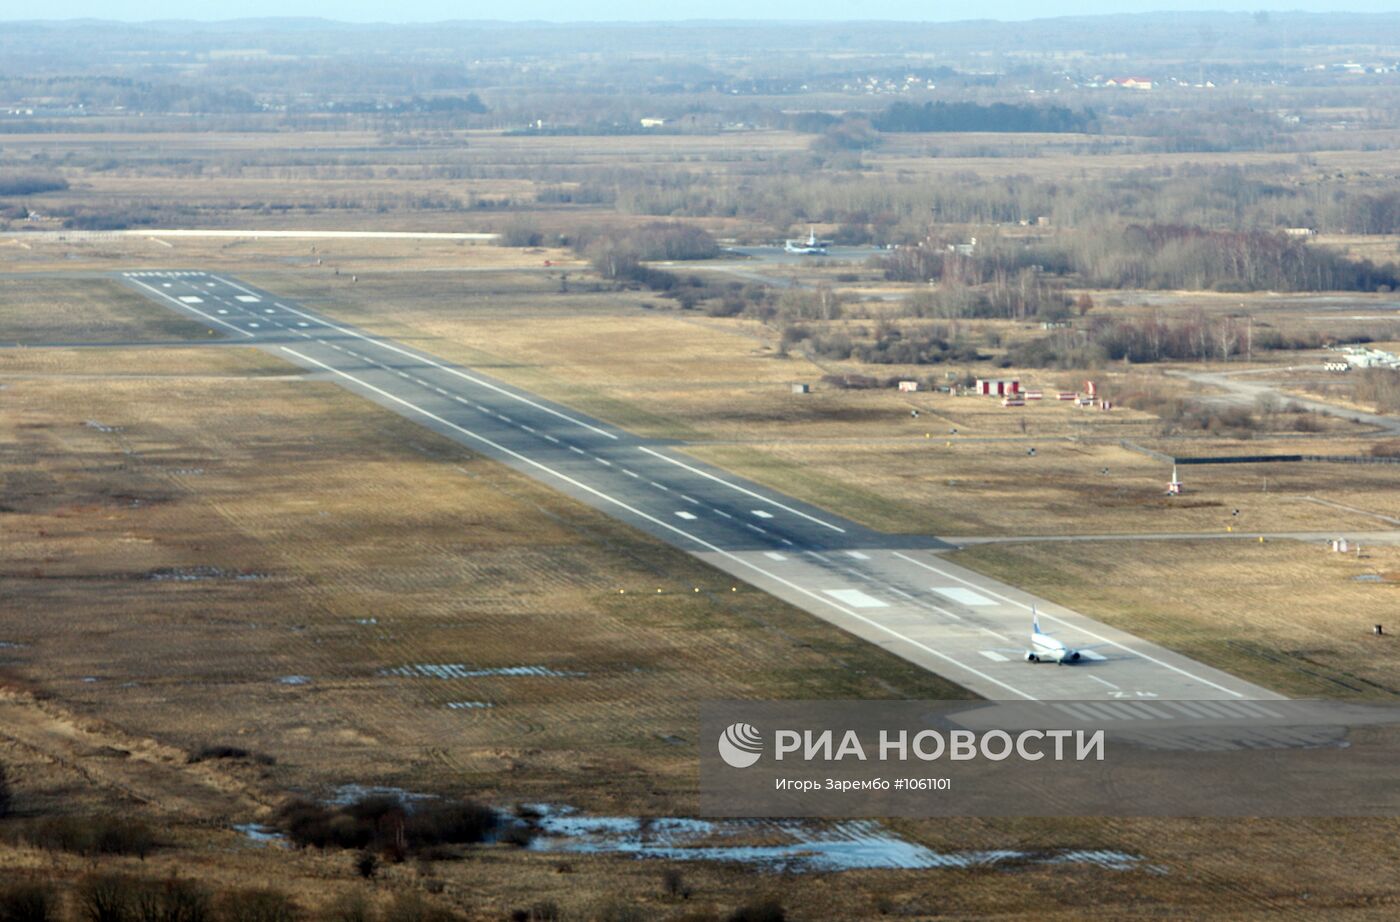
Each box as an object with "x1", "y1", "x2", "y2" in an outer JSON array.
[
  {"x1": 823, "y1": 588, "x2": 887, "y2": 609},
  {"x1": 934, "y1": 587, "x2": 996, "y2": 607}
]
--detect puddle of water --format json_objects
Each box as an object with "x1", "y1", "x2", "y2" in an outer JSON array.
[
  {"x1": 446, "y1": 701, "x2": 494, "y2": 710},
  {"x1": 1353, "y1": 574, "x2": 1383, "y2": 582},
  {"x1": 278, "y1": 675, "x2": 310, "y2": 686},
  {"x1": 524, "y1": 808, "x2": 1159, "y2": 874},
  {"x1": 234, "y1": 824, "x2": 289, "y2": 847},
  {"x1": 327, "y1": 784, "x2": 436, "y2": 807},
  {"x1": 384, "y1": 664, "x2": 585, "y2": 679},
  {"x1": 244, "y1": 795, "x2": 1151, "y2": 875},
  {"x1": 85, "y1": 420, "x2": 121, "y2": 433},
  {"x1": 147, "y1": 566, "x2": 271, "y2": 583}
]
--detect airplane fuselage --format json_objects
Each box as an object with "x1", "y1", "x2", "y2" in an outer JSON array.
[{"x1": 1027, "y1": 632, "x2": 1081, "y2": 664}]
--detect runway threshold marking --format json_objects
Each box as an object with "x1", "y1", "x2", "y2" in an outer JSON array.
[
  {"x1": 123, "y1": 277, "x2": 254, "y2": 338},
  {"x1": 891, "y1": 551, "x2": 1246, "y2": 698},
  {"x1": 211, "y1": 275, "x2": 617, "y2": 440},
  {"x1": 637, "y1": 446, "x2": 846, "y2": 534},
  {"x1": 277, "y1": 346, "x2": 1036, "y2": 701}
]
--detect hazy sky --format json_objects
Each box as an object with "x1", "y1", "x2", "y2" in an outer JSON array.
[{"x1": 9, "y1": 1, "x2": 1400, "y2": 22}]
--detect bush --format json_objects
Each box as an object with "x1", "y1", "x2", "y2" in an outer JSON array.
[
  {"x1": 78, "y1": 876, "x2": 138, "y2": 922},
  {"x1": 274, "y1": 795, "x2": 500, "y2": 855},
  {"x1": 132, "y1": 879, "x2": 210, "y2": 922},
  {"x1": 0, "y1": 882, "x2": 56, "y2": 922},
  {"x1": 188, "y1": 746, "x2": 274, "y2": 766},
  {"x1": 217, "y1": 891, "x2": 297, "y2": 922},
  {"x1": 661, "y1": 869, "x2": 691, "y2": 901},
  {"x1": 500, "y1": 223, "x2": 544, "y2": 248},
  {"x1": 7, "y1": 815, "x2": 155, "y2": 858},
  {"x1": 508, "y1": 904, "x2": 559, "y2": 922},
  {"x1": 0, "y1": 175, "x2": 68, "y2": 196},
  {"x1": 726, "y1": 901, "x2": 786, "y2": 922},
  {"x1": 0, "y1": 763, "x2": 10, "y2": 818}
]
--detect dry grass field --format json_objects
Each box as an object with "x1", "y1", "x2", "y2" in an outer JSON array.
[
  {"x1": 0, "y1": 276, "x2": 218, "y2": 343},
  {"x1": 689, "y1": 440, "x2": 1398, "y2": 537}
]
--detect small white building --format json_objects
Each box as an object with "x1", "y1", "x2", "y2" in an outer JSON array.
[
  {"x1": 791, "y1": 383, "x2": 810, "y2": 394},
  {"x1": 897, "y1": 380, "x2": 920, "y2": 392},
  {"x1": 976, "y1": 378, "x2": 1020, "y2": 396}
]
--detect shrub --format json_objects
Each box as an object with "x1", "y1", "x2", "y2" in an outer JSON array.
[
  {"x1": 217, "y1": 890, "x2": 297, "y2": 922},
  {"x1": 188, "y1": 746, "x2": 275, "y2": 766},
  {"x1": 7, "y1": 815, "x2": 155, "y2": 858},
  {"x1": 273, "y1": 795, "x2": 500, "y2": 855},
  {"x1": 0, "y1": 175, "x2": 68, "y2": 196},
  {"x1": 132, "y1": 879, "x2": 210, "y2": 922},
  {"x1": 508, "y1": 905, "x2": 560, "y2": 922},
  {"x1": 0, "y1": 763, "x2": 10, "y2": 818},
  {"x1": 78, "y1": 876, "x2": 138, "y2": 922},
  {"x1": 661, "y1": 869, "x2": 691, "y2": 901},
  {"x1": 725, "y1": 901, "x2": 786, "y2": 922},
  {"x1": 0, "y1": 882, "x2": 56, "y2": 922}
]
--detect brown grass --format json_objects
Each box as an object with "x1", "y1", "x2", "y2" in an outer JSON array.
[{"x1": 0, "y1": 277, "x2": 216, "y2": 343}]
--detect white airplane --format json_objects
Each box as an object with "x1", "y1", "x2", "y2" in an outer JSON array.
[
  {"x1": 1025, "y1": 606, "x2": 1083, "y2": 664},
  {"x1": 784, "y1": 227, "x2": 829, "y2": 255}
]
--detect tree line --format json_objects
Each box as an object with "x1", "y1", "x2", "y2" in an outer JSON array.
[{"x1": 872, "y1": 101, "x2": 1094, "y2": 134}]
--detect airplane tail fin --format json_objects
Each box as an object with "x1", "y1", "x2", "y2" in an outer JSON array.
[{"x1": 1031, "y1": 604, "x2": 1042, "y2": 634}]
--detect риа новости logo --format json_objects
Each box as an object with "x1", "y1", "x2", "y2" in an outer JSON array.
[{"x1": 717, "y1": 722, "x2": 763, "y2": 768}]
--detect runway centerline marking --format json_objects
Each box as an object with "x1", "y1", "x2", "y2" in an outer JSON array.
[
  {"x1": 212, "y1": 276, "x2": 617, "y2": 440},
  {"x1": 637, "y1": 446, "x2": 845, "y2": 534},
  {"x1": 891, "y1": 551, "x2": 1244, "y2": 698},
  {"x1": 276, "y1": 346, "x2": 1035, "y2": 701}
]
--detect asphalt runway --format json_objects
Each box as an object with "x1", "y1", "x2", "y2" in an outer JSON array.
[{"x1": 122, "y1": 269, "x2": 1280, "y2": 703}]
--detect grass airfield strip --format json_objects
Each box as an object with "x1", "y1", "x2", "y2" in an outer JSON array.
[{"x1": 120, "y1": 270, "x2": 1278, "y2": 702}]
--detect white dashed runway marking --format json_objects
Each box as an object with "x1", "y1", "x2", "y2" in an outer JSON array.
[
  {"x1": 934, "y1": 587, "x2": 996, "y2": 606},
  {"x1": 823, "y1": 588, "x2": 887, "y2": 609}
]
